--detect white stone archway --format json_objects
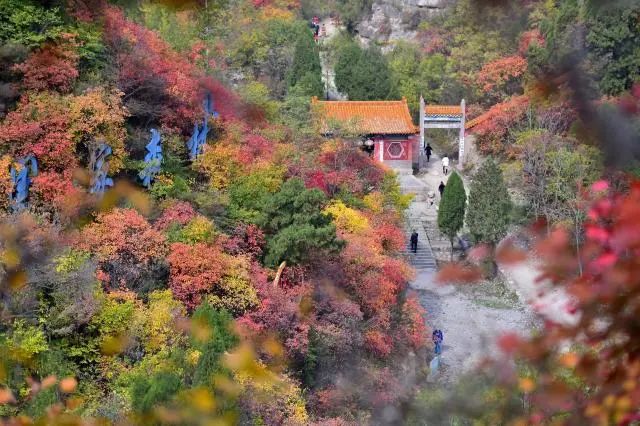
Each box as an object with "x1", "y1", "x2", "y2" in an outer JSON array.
[{"x1": 419, "y1": 97, "x2": 466, "y2": 166}]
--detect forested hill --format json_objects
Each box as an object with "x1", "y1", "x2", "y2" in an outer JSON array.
[
  {"x1": 0, "y1": 0, "x2": 424, "y2": 423},
  {"x1": 1, "y1": 0, "x2": 640, "y2": 424}
]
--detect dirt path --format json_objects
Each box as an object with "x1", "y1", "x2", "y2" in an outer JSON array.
[
  {"x1": 395, "y1": 158, "x2": 537, "y2": 384},
  {"x1": 500, "y1": 257, "x2": 579, "y2": 327}
]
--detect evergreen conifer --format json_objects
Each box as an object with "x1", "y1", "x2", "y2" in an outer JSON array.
[
  {"x1": 437, "y1": 171, "x2": 466, "y2": 259},
  {"x1": 466, "y1": 159, "x2": 512, "y2": 247},
  {"x1": 288, "y1": 30, "x2": 324, "y2": 97}
]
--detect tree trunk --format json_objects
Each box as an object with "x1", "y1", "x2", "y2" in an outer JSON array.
[
  {"x1": 574, "y1": 212, "x2": 583, "y2": 277},
  {"x1": 450, "y1": 237, "x2": 454, "y2": 261}
]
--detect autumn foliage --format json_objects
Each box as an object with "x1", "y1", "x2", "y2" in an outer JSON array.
[
  {"x1": 102, "y1": 6, "x2": 241, "y2": 130},
  {"x1": 14, "y1": 42, "x2": 79, "y2": 93},
  {"x1": 470, "y1": 95, "x2": 530, "y2": 155},
  {"x1": 0, "y1": 1, "x2": 429, "y2": 423},
  {"x1": 450, "y1": 180, "x2": 640, "y2": 424},
  {"x1": 167, "y1": 242, "x2": 227, "y2": 310}
]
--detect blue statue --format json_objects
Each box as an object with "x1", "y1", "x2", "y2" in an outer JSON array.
[
  {"x1": 9, "y1": 155, "x2": 38, "y2": 211},
  {"x1": 186, "y1": 93, "x2": 219, "y2": 160},
  {"x1": 187, "y1": 123, "x2": 202, "y2": 160},
  {"x1": 203, "y1": 92, "x2": 220, "y2": 119},
  {"x1": 89, "y1": 143, "x2": 114, "y2": 195},
  {"x1": 139, "y1": 128, "x2": 162, "y2": 188}
]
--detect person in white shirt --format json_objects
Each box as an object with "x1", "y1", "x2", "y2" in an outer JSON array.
[{"x1": 442, "y1": 155, "x2": 449, "y2": 175}]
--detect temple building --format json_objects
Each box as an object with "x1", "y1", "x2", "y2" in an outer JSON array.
[{"x1": 311, "y1": 97, "x2": 419, "y2": 170}]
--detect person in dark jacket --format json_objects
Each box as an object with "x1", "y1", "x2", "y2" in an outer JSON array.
[
  {"x1": 438, "y1": 181, "x2": 446, "y2": 198},
  {"x1": 432, "y1": 329, "x2": 444, "y2": 355},
  {"x1": 425, "y1": 143, "x2": 433, "y2": 162},
  {"x1": 410, "y1": 230, "x2": 418, "y2": 253}
]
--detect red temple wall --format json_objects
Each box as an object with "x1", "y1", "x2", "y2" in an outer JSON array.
[{"x1": 372, "y1": 135, "x2": 418, "y2": 163}]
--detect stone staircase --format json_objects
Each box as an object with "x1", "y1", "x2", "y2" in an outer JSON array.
[
  {"x1": 421, "y1": 208, "x2": 453, "y2": 263},
  {"x1": 403, "y1": 214, "x2": 438, "y2": 271}
]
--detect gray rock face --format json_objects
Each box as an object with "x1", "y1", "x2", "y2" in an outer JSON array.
[{"x1": 356, "y1": 0, "x2": 452, "y2": 49}]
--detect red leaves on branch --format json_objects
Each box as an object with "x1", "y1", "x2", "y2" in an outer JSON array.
[
  {"x1": 0, "y1": 96, "x2": 77, "y2": 172},
  {"x1": 167, "y1": 242, "x2": 227, "y2": 311},
  {"x1": 102, "y1": 6, "x2": 242, "y2": 131},
  {"x1": 518, "y1": 29, "x2": 545, "y2": 55},
  {"x1": 486, "y1": 180, "x2": 640, "y2": 423},
  {"x1": 435, "y1": 263, "x2": 482, "y2": 284},
  {"x1": 398, "y1": 296, "x2": 428, "y2": 350},
  {"x1": 222, "y1": 223, "x2": 266, "y2": 259},
  {"x1": 373, "y1": 222, "x2": 405, "y2": 253},
  {"x1": 471, "y1": 95, "x2": 530, "y2": 155},
  {"x1": 364, "y1": 330, "x2": 393, "y2": 358},
  {"x1": 31, "y1": 170, "x2": 82, "y2": 210},
  {"x1": 155, "y1": 201, "x2": 197, "y2": 231},
  {"x1": 14, "y1": 42, "x2": 79, "y2": 93},
  {"x1": 236, "y1": 134, "x2": 275, "y2": 167},
  {"x1": 304, "y1": 170, "x2": 329, "y2": 194},
  {"x1": 478, "y1": 55, "x2": 527, "y2": 91},
  {"x1": 78, "y1": 209, "x2": 168, "y2": 290},
  {"x1": 240, "y1": 281, "x2": 313, "y2": 359},
  {"x1": 80, "y1": 208, "x2": 168, "y2": 265}
]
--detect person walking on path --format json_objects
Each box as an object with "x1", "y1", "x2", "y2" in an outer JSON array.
[
  {"x1": 410, "y1": 230, "x2": 418, "y2": 253},
  {"x1": 438, "y1": 181, "x2": 446, "y2": 198},
  {"x1": 425, "y1": 143, "x2": 433, "y2": 163},
  {"x1": 442, "y1": 155, "x2": 449, "y2": 175},
  {"x1": 432, "y1": 329, "x2": 444, "y2": 355}
]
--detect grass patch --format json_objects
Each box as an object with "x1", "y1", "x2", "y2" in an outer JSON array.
[{"x1": 465, "y1": 275, "x2": 521, "y2": 310}]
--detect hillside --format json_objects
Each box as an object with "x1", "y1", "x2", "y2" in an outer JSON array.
[{"x1": 1, "y1": 0, "x2": 640, "y2": 425}]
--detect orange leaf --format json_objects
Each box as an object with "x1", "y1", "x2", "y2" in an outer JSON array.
[
  {"x1": 0, "y1": 388, "x2": 15, "y2": 404},
  {"x1": 41, "y1": 375, "x2": 57, "y2": 390},
  {"x1": 497, "y1": 332, "x2": 521, "y2": 354},
  {"x1": 59, "y1": 377, "x2": 77, "y2": 393},
  {"x1": 435, "y1": 263, "x2": 482, "y2": 284},
  {"x1": 468, "y1": 244, "x2": 491, "y2": 262},
  {"x1": 559, "y1": 352, "x2": 579, "y2": 368},
  {"x1": 496, "y1": 241, "x2": 527, "y2": 265},
  {"x1": 519, "y1": 377, "x2": 536, "y2": 393}
]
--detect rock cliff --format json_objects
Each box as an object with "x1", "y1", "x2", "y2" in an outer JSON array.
[{"x1": 355, "y1": 0, "x2": 453, "y2": 48}]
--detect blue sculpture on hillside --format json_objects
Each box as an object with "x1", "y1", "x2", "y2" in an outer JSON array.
[
  {"x1": 187, "y1": 92, "x2": 219, "y2": 160},
  {"x1": 139, "y1": 128, "x2": 162, "y2": 188},
  {"x1": 9, "y1": 155, "x2": 38, "y2": 211},
  {"x1": 89, "y1": 143, "x2": 114, "y2": 195},
  {"x1": 203, "y1": 92, "x2": 220, "y2": 119},
  {"x1": 187, "y1": 123, "x2": 202, "y2": 160}
]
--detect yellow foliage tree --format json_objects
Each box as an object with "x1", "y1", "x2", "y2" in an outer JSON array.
[
  {"x1": 232, "y1": 358, "x2": 309, "y2": 425},
  {"x1": 206, "y1": 255, "x2": 258, "y2": 316},
  {"x1": 194, "y1": 143, "x2": 240, "y2": 190},
  {"x1": 0, "y1": 155, "x2": 13, "y2": 211},
  {"x1": 324, "y1": 200, "x2": 370, "y2": 234},
  {"x1": 135, "y1": 290, "x2": 186, "y2": 353},
  {"x1": 69, "y1": 87, "x2": 128, "y2": 172},
  {"x1": 363, "y1": 191, "x2": 384, "y2": 214}
]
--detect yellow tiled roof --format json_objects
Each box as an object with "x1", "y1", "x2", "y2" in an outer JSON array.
[
  {"x1": 312, "y1": 97, "x2": 418, "y2": 135},
  {"x1": 425, "y1": 105, "x2": 463, "y2": 116}
]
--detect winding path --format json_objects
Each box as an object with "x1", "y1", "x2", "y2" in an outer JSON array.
[{"x1": 394, "y1": 158, "x2": 535, "y2": 384}]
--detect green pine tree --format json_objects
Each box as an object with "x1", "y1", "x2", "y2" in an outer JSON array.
[
  {"x1": 288, "y1": 30, "x2": 324, "y2": 97},
  {"x1": 334, "y1": 41, "x2": 396, "y2": 100},
  {"x1": 437, "y1": 171, "x2": 466, "y2": 259},
  {"x1": 334, "y1": 40, "x2": 363, "y2": 98},
  {"x1": 259, "y1": 178, "x2": 344, "y2": 267},
  {"x1": 466, "y1": 159, "x2": 512, "y2": 246}
]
